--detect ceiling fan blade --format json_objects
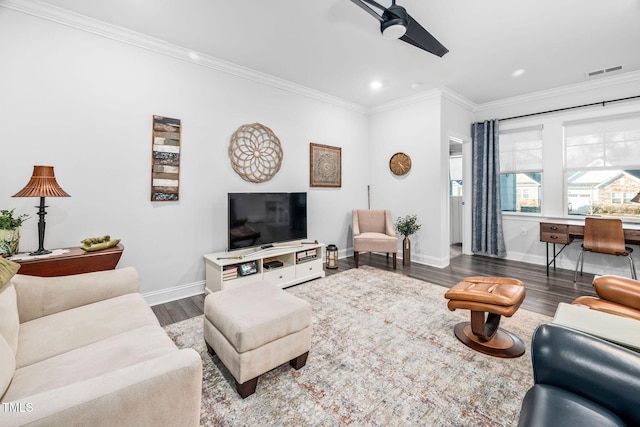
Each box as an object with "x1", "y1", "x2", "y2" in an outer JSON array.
[
  {"x1": 400, "y1": 14, "x2": 449, "y2": 57},
  {"x1": 350, "y1": 0, "x2": 383, "y2": 21}
]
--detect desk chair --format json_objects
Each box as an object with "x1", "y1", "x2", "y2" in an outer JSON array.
[{"x1": 574, "y1": 217, "x2": 637, "y2": 283}]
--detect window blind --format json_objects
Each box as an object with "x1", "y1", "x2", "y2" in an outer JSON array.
[
  {"x1": 564, "y1": 113, "x2": 640, "y2": 169},
  {"x1": 499, "y1": 125, "x2": 543, "y2": 173}
]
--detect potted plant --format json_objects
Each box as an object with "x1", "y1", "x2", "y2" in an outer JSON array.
[
  {"x1": 394, "y1": 214, "x2": 421, "y2": 266},
  {"x1": 0, "y1": 209, "x2": 29, "y2": 257}
]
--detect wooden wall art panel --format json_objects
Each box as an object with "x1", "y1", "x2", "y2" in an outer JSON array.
[{"x1": 151, "y1": 115, "x2": 181, "y2": 201}]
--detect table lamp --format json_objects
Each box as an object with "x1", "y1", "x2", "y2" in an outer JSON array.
[{"x1": 13, "y1": 166, "x2": 70, "y2": 255}]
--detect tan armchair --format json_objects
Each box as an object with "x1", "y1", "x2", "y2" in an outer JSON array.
[
  {"x1": 352, "y1": 209, "x2": 398, "y2": 269},
  {"x1": 573, "y1": 275, "x2": 640, "y2": 321}
]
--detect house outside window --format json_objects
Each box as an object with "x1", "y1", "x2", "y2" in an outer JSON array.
[
  {"x1": 611, "y1": 192, "x2": 637, "y2": 204},
  {"x1": 564, "y1": 113, "x2": 640, "y2": 218},
  {"x1": 499, "y1": 126, "x2": 543, "y2": 213}
]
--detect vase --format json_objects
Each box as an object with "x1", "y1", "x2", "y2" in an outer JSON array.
[
  {"x1": 403, "y1": 236, "x2": 411, "y2": 266},
  {"x1": 0, "y1": 228, "x2": 20, "y2": 257}
]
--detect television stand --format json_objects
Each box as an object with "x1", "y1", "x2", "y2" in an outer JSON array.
[{"x1": 203, "y1": 242, "x2": 325, "y2": 293}]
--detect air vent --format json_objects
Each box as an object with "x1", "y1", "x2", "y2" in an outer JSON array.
[{"x1": 587, "y1": 65, "x2": 623, "y2": 77}]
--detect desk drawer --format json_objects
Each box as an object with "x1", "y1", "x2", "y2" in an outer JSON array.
[{"x1": 540, "y1": 223, "x2": 570, "y2": 243}]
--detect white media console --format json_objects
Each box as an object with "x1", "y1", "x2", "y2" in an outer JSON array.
[{"x1": 203, "y1": 242, "x2": 325, "y2": 293}]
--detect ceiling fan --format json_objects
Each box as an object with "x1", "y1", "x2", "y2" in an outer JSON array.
[{"x1": 350, "y1": 0, "x2": 448, "y2": 57}]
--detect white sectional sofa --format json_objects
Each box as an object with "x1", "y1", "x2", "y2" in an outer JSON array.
[{"x1": 0, "y1": 260, "x2": 202, "y2": 427}]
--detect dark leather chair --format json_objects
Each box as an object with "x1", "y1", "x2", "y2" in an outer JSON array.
[{"x1": 517, "y1": 323, "x2": 640, "y2": 427}]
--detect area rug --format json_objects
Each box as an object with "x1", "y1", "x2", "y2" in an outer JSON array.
[{"x1": 164, "y1": 266, "x2": 551, "y2": 426}]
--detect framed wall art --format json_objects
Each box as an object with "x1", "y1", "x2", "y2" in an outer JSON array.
[
  {"x1": 151, "y1": 115, "x2": 181, "y2": 201},
  {"x1": 229, "y1": 122, "x2": 283, "y2": 183},
  {"x1": 310, "y1": 143, "x2": 342, "y2": 188}
]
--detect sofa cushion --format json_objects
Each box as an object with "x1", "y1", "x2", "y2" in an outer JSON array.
[
  {"x1": 0, "y1": 283, "x2": 19, "y2": 355},
  {"x1": 3, "y1": 325, "x2": 178, "y2": 402},
  {"x1": 0, "y1": 335, "x2": 16, "y2": 399},
  {"x1": 16, "y1": 293, "x2": 159, "y2": 368},
  {"x1": 12, "y1": 267, "x2": 139, "y2": 323},
  {"x1": 0, "y1": 256, "x2": 20, "y2": 288}
]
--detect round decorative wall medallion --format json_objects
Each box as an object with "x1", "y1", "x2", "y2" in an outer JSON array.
[
  {"x1": 389, "y1": 152, "x2": 412, "y2": 176},
  {"x1": 228, "y1": 123, "x2": 283, "y2": 183}
]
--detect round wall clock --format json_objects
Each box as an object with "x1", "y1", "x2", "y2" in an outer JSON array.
[{"x1": 389, "y1": 152, "x2": 412, "y2": 176}]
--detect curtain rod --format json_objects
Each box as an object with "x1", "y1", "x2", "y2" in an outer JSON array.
[{"x1": 499, "y1": 95, "x2": 640, "y2": 122}]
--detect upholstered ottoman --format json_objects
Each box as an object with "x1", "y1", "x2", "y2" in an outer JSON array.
[
  {"x1": 203, "y1": 281, "x2": 312, "y2": 398},
  {"x1": 444, "y1": 276, "x2": 526, "y2": 358}
]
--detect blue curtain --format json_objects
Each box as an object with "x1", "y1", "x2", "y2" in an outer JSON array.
[{"x1": 472, "y1": 120, "x2": 506, "y2": 257}]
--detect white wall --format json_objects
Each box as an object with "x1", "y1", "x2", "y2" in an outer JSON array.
[
  {"x1": 368, "y1": 96, "x2": 441, "y2": 265},
  {"x1": 0, "y1": 8, "x2": 370, "y2": 303},
  {"x1": 368, "y1": 92, "x2": 475, "y2": 267},
  {"x1": 474, "y1": 77, "x2": 640, "y2": 276},
  {"x1": 442, "y1": 95, "x2": 474, "y2": 257}
]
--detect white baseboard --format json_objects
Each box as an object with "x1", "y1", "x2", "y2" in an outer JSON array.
[
  {"x1": 143, "y1": 280, "x2": 206, "y2": 306},
  {"x1": 504, "y1": 251, "x2": 547, "y2": 267},
  {"x1": 411, "y1": 253, "x2": 449, "y2": 268},
  {"x1": 343, "y1": 248, "x2": 445, "y2": 268}
]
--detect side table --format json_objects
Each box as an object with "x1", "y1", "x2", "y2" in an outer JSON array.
[{"x1": 12, "y1": 244, "x2": 124, "y2": 277}]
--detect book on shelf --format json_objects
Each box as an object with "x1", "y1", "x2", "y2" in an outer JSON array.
[
  {"x1": 296, "y1": 251, "x2": 318, "y2": 263},
  {"x1": 222, "y1": 265, "x2": 238, "y2": 280},
  {"x1": 296, "y1": 249, "x2": 316, "y2": 258}
]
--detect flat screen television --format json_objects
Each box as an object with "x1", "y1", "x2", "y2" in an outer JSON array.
[{"x1": 227, "y1": 192, "x2": 307, "y2": 251}]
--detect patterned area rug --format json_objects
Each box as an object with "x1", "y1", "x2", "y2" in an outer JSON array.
[{"x1": 164, "y1": 266, "x2": 551, "y2": 426}]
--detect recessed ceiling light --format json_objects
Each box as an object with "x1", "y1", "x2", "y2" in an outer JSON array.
[
  {"x1": 511, "y1": 69, "x2": 526, "y2": 78},
  {"x1": 370, "y1": 80, "x2": 383, "y2": 90}
]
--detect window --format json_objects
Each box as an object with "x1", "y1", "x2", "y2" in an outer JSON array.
[
  {"x1": 499, "y1": 126, "x2": 543, "y2": 213},
  {"x1": 611, "y1": 192, "x2": 637, "y2": 204},
  {"x1": 449, "y1": 154, "x2": 463, "y2": 197},
  {"x1": 564, "y1": 113, "x2": 640, "y2": 218}
]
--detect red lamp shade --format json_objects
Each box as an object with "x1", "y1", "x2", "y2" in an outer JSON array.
[{"x1": 13, "y1": 166, "x2": 70, "y2": 198}]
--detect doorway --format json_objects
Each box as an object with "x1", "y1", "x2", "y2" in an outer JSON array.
[{"x1": 449, "y1": 138, "x2": 463, "y2": 259}]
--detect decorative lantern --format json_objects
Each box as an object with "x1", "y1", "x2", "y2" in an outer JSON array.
[{"x1": 326, "y1": 244, "x2": 338, "y2": 269}]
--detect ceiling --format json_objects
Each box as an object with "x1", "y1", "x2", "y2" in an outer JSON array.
[{"x1": 33, "y1": 0, "x2": 640, "y2": 108}]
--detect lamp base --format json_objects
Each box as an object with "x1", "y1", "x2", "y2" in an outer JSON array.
[{"x1": 29, "y1": 248, "x2": 52, "y2": 256}]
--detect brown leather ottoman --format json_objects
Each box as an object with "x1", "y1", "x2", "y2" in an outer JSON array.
[{"x1": 444, "y1": 276, "x2": 526, "y2": 358}]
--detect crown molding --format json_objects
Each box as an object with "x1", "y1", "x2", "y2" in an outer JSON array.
[
  {"x1": 370, "y1": 88, "x2": 445, "y2": 114},
  {"x1": 0, "y1": 0, "x2": 368, "y2": 114},
  {"x1": 369, "y1": 86, "x2": 476, "y2": 115},
  {"x1": 475, "y1": 70, "x2": 640, "y2": 113},
  {"x1": 441, "y1": 87, "x2": 476, "y2": 111}
]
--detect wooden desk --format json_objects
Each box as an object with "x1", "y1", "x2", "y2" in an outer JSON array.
[
  {"x1": 540, "y1": 220, "x2": 640, "y2": 275},
  {"x1": 13, "y1": 244, "x2": 124, "y2": 277}
]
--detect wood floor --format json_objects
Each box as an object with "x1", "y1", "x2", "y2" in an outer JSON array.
[{"x1": 151, "y1": 250, "x2": 598, "y2": 326}]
